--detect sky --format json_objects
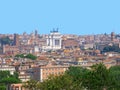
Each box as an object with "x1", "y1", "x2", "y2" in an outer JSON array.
[{"x1": 0, "y1": 0, "x2": 120, "y2": 35}]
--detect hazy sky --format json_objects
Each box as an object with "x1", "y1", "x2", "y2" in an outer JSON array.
[{"x1": 0, "y1": 0, "x2": 120, "y2": 35}]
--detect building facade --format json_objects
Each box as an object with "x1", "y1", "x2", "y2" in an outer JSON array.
[
  {"x1": 42, "y1": 30, "x2": 62, "y2": 51},
  {"x1": 32, "y1": 62, "x2": 68, "y2": 82}
]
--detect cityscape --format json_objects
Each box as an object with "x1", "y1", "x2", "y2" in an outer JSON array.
[
  {"x1": 1, "y1": 0, "x2": 120, "y2": 90},
  {"x1": 0, "y1": 30, "x2": 120, "y2": 89}
]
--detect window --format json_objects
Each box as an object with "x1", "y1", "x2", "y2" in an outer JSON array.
[{"x1": 55, "y1": 39, "x2": 60, "y2": 46}]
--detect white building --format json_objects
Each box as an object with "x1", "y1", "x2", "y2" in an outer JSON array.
[
  {"x1": 42, "y1": 30, "x2": 62, "y2": 51},
  {"x1": 0, "y1": 64, "x2": 15, "y2": 75},
  {"x1": 0, "y1": 58, "x2": 15, "y2": 75}
]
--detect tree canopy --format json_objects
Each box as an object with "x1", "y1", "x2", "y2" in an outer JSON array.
[
  {"x1": 23, "y1": 63, "x2": 120, "y2": 90},
  {"x1": 0, "y1": 71, "x2": 21, "y2": 90},
  {"x1": 15, "y1": 53, "x2": 37, "y2": 60},
  {"x1": 103, "y1": 45, "x2": 120, "y2": 53}
]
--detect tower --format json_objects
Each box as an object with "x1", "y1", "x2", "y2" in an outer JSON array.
[
  {"x1": 111, "y1": 32, "x2": 115, "y2": 41},
  {"x1": 14, "y1": 34, "x2": 19, "y2": 46}
]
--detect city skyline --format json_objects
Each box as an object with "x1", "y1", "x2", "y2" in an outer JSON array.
[{"x1": 0, "y1": 0, "x2": 120, "y2": 35}]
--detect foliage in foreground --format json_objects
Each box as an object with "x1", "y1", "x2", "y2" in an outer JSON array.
[
  {"x1": 23, "y1": 63, "x2": 120, "y2": 90},
  {"x1": 0, "y1": 71, "x2": 21, "y2": 90}
]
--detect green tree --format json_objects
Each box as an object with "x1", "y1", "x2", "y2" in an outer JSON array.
[
  {"x1": 103, "y1": 45, "x2": 120, "y2": 53},
  {"x1": 15, "y1": 53, "x2": 37, "y2": 60},
  {"x1": 22, "y1": 64, "x2": 120, "y2": 90},
  {"x1": 66, "y1": 66, "x2": 89, "y2": 90},
  {"x1": 87, "y1": 63, "x2": 109, "y2": 90},
  {"x1": 1, "y1": 77, "x2": 20, "y2": 90},
  {"x1": 23, "y1": 79, "x2": 39, "y2": 90},
  {"x1": 15, "y1": 54, "x2": 24, "y2": 58},
  {"x1": 0, "y1": 71, "x2": 11, "y2": 83},
  {"x1": 109, "y1": 65, "x2": 120, "y2": 89},
  {"x1": 25, "y1": 54, "x2": 37, "y2": 60},
  {"x1": 0, "y1": 71, "x2": 21, "y2": 90},
  {"x1": 40, "y1": 74, "x2": 84, "y2": 90},
  {"x1": 0, "y1": 85, "x2": 6, "y2": 90}
]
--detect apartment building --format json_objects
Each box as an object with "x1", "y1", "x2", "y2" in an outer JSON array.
[
  {"x1": 62, "y1": 38, "x2": 79, "y2": 49},
  {"x1": 2, "y1": 45, "x2": 19, "y2": 55},
  {"x1": 32, "y1": 61, "x2": 68, "y2": 82}
]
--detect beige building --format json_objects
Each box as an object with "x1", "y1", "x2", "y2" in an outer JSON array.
[{"x1": 32, "y1": 61, "x2": 68, "y2": 82}]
